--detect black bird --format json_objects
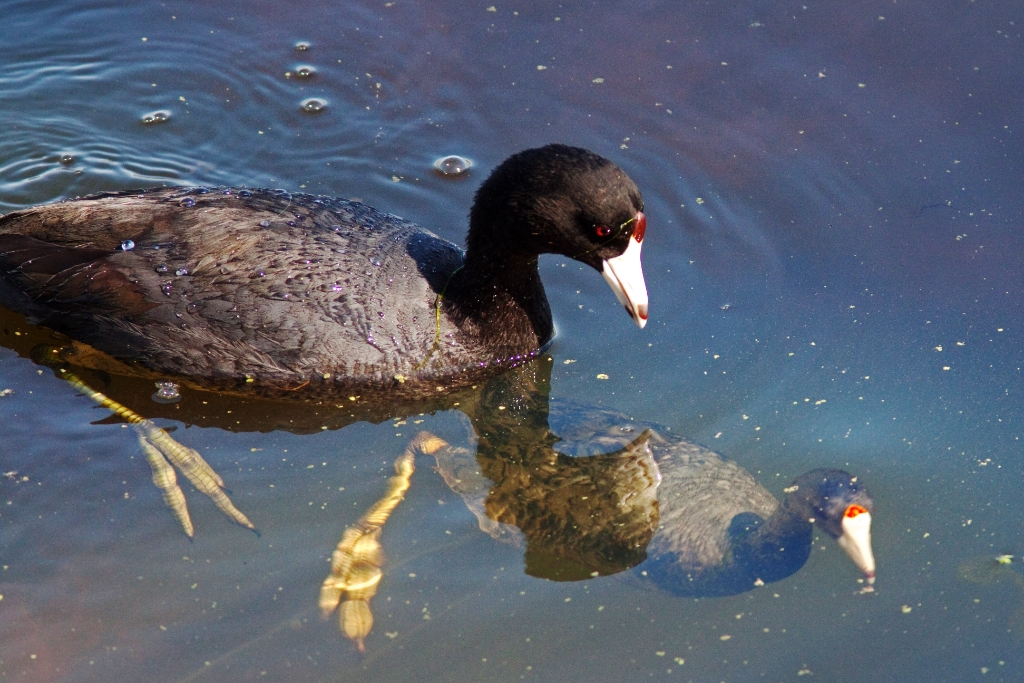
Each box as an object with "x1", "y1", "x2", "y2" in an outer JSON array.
[{"x1": 0, "y1": 145, "x2": 648, "y2": 404}]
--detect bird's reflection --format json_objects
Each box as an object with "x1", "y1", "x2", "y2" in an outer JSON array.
[
  {"x1": 442, "y1": 361, "x2": 662, "y2": 581},
  {"x1": 444, "y1": 356, "x2": 875, "y2": 595},
  {"x1": 1, "y1": 305, "x2": 875, "y2": 653},
  {"x1": 0, "y1": 305, "x2": 468, "y2": 435}
]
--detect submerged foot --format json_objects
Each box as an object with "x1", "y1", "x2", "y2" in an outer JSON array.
[
  {"x1": 320, "y1": 431, "x2": 445, "y2": 651},
  {"x1": 54, "y1": 364, "x2": 255, "y2": 537}
]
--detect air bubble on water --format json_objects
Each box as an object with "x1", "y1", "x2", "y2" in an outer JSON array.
[
  {"x1": 179, "y1": 197, "x2": 196, "y2": 208},
  {"x1": 59, "y1": 154, "x2": 75, "y2": 166},
  {"x1": 295, "y1": 41, "x2": 311, "y2": 51},
  {"x1": 300, "y1": 98, "x2": 327, "y2": 113},
  {"x1": 295, "y1": 65, "x2": 316, "y2": 78},
  {"x1": 141, "y1": 110, "x2": 171, "y2": 124},
  {"x1": 433, "y1": 155, "x2": 472, "y2": 177},
  {"x1": 152, "y1": 381, "x2": 181, "y2": 404}
]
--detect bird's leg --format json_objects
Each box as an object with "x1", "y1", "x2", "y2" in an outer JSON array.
[
  {"x1": 133, "y1": 416, "x2": 256, "y2": 533},
  {"x1": 135, "y1": 429, "x2": 194, "y2": 537},
  {"x1": 320, "y1": 432, "x2": 446, "y2": 652},
  {"x1": 52, "y1": 362, "x2": 255, "y2": 537}
]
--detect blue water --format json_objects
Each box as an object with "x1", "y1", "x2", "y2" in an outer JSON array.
[{"x1": 1, "y1": 0, "x2": 1022, "y2": 681}]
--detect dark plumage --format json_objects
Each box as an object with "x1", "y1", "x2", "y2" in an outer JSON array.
[
  {"x1": 438, "y1": 400, "x2": 876, "y2": 596},
  {"x1": 0, "y1": 145, "x2": 647, "y2": 403},
  {"x1": 644, "y1": 456, "x2": 874, "y2": 596}
]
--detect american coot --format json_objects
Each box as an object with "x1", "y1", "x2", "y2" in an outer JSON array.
[
  {"x1": 321, "y1": 386, "x2": 875, "y2": 650},
  {"x1": 435, "y1": 401, "x2": 876, "y2": 597},
  {"x1": 0, "y1": 145, "x2": 647, "y2": 402}
]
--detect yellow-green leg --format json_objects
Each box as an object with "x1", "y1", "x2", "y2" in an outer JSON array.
[
  {"x1": 320, "y1": 432, "x2": 447, "y2": 652},
  {"x1": 58, "y1": 368, "x2": 256, "y2": 537}
]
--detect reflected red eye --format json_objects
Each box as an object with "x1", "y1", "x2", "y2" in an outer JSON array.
[
  {"x1": 632, "y1": 212, "x2": 647, "y2": 243},
  {"x1": 595, "y1": 225, "x2": 612, "y2": 237}
]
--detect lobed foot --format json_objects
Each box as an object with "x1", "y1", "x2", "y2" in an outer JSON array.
[
  {"x1": 58, "y1": 367, "x2": 255, "y2": 537},
  {"x1": 320, "y1": 432, "x2": 445, "y2": 651}
]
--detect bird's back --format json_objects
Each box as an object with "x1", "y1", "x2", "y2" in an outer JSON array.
[
  {"x1": 549, "y1": 402, "x2": 778, "y2": 568},
  {"x1": 646, "y1": 436, "x2": 779, "y2": 569},
  {"x1": 0, "y1": 188, "x2": 469, "y2": 396}
]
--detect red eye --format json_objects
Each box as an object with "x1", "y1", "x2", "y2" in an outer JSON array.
[{"x1": 595, "y1": 225, "x2": 612, "y2": 238}]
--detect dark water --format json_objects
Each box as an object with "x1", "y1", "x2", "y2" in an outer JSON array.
[{"x1": 1, "y1": 0, "x2": 1022, "y2": 680}]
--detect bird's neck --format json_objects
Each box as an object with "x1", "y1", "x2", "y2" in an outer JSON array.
[
  {"x1": 445, "y1": 246, "x2": 553, "y2": 351},
  {"x1": 734, "y1": 496, "x2": 814, "y2": 583}
]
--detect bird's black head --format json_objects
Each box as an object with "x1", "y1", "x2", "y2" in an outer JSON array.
[
  {"x1": 790, "y1": 469, "x2": 873, "y2": 540},
  {"x1": 467, "y1": 144, "x2": 648, "y2": 326},
  {"x1": 788, "y1": 468, "x2": 876, "y2": 585}
]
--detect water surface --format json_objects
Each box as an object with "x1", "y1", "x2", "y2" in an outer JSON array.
[{"x1": 1, "y1": 0, "x2": 1022, "y2": 681}]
